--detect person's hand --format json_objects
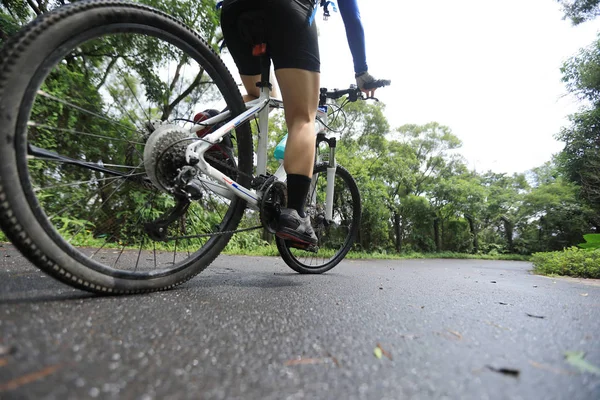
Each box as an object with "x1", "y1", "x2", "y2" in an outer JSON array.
[
  {"x1": 356, "y1": 71, "x2": 377, "y2": 97},
  {"x1": 356, "y1": 71, "x2": 391, "y2": 97}
]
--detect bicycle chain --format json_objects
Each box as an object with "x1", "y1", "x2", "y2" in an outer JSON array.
[{"x1": 165, "y1": 224, "x2": 263, "y2": 241}]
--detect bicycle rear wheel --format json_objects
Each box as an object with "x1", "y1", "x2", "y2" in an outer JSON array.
[
  {"x1": 276, "y1": 163, "x2": 361, "y2": 274},
  {"x1": 0, "y1": 1, "x2": 253, "y2": 293}
]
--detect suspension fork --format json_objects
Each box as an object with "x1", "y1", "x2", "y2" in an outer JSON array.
[{"x1": 313, "y1": 133, "x2": 337, "y2": 221}]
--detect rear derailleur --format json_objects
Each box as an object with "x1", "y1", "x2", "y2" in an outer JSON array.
[{"x1": 143, "y1": 166, "x2": 204, "y2": 242}]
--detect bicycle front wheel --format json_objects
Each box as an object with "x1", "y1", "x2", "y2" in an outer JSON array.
[
  {"x1": 276, "y1": 163, "x2": 361, "y2": 274},
  {"x1": 0, "y1": 1, "x2": 253, "y2": 293}
]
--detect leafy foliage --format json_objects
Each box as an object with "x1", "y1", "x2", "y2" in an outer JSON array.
[
  {"x1": 532, "y1": 247, "x2": 600, "y2": 278},
  {"x1": 557, "y1": 0, "x2": 600, "y2": 25},
  {"x1": 556, "y1": 34, "x2": 600, "y2": 229}
]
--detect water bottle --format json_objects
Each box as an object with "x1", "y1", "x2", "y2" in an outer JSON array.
[
  {"x1": 273, "y1": 105, "x2": 327, "y2": 162},
  {"x1": 274, "y1": 134, "x2": 287, "y2": 161}
]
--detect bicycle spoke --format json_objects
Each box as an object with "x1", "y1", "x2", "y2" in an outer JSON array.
[
  {"x1": 118, "y1": 63, "x2": 151, "y2": 123},
  {"x1": 27, "y1": 122, "x2": 145, "y2": 145},
  {"x1": 134, "y1": 191, "x2": 158, "y2": 273},
  {"x1": 37, "y1": 90, "x2": 136, "y2": 132},
  {"x1": 34, "y1": 172, "x2": 145, "y2": 192},
  {"x1": 29, "y1": 157, "x2": 144, "y2": 170},
  {"x1": 111, "y1": 92, "x2": 145, "y2": 131}
]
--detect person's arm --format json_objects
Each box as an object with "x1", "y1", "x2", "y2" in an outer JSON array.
[
  {"x1": 337, "y1": 0, "x2": 391, "y2": 96},
  {"x1": 337, "y1": 0, "x2": 368, "y2": 75}
]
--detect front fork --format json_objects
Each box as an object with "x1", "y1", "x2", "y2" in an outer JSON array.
[
  {"x1": 272, "y1": 134, "x2": 336, "y2": 221},
  {"x1": 313, "y1": 133, "x2": 337, "y2": 221}
]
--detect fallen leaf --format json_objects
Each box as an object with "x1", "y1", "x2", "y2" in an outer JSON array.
[
  {"x1": 529, "y1": 360, "x2": 574, "y2": 375},
  {"x1": 0, "y1": 364, "x2": 61, "y2": 391},
  {"x1": 374, "y1": 347, "x2": 383, "y2": 359},
  {"x1": 580, "y1": 293, "x2": 588, "y2": 297},
  {"x1": 447, "y1": 329, "x2": 463, "y2": 340},
  {"x1": 564, "y1": 351, "x2": 600, "y2": 375},
  {"x1": 0, "y1": 359, "x2": 7, "y2": 367},
  {"x1": 486, "y1": 365, "x2": 520, "y2": 378},
  {"x1": 485, "y1": 321, "x2": 510, "y2": 331},
  {"x1": 376, "y1": 343, "x2": 393, "y2": 360},
  {"x1": 526, "y1": 313, "x2": 545, "y2": 319}
]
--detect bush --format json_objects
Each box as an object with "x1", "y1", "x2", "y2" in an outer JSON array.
[{"x1": 532, "y1": 247, "x2": 600, "y2": 278}]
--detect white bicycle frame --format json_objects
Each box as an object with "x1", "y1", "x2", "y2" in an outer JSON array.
[{"x1": 184, "y1": 84, "x2": 336, "y2": 220}]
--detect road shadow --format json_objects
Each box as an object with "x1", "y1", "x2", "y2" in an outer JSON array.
[{"x1": 0, "y1": 291, "x2": 97, "y2": 305}]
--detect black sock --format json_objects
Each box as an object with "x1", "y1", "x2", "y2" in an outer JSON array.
[{"x1": 286, "y1": 174, "x2": 311, "y2": 218}]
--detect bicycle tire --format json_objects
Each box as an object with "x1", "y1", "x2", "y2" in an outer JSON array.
[
  {"x1": 276, "y1": 163, "x2": 361, "y2": 274},
  {"x1": 0, "y1": 0, "x2": 253, "y2": 294}
]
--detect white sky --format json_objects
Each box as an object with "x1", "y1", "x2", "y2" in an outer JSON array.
[{"x1": 315, "y1": 0, "x2": 600, "y2": 174}]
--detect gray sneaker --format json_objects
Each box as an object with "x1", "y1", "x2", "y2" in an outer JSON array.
[{"x1": 276, "y1": 208, "x2": 318, "y2": 246}]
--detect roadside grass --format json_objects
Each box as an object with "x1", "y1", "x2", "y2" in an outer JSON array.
[
  {"x1": 532, "y1": 247, "x2": 600, "y2": 279},
  {"x1": 222, "y1": 243, "x2": 530, "y2": 261},
  {"x1": 0, "y1": 230, "x2": 529, "y2": 262}
]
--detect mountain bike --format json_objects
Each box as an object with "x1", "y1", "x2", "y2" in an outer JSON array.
[{"x1": 0, "y1": 0, "x2": 385, "y2": 294}]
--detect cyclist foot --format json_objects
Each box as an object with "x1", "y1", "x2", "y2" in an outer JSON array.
[{"x1": 276, "y1": 208, "x2": 318, "y2": 246}]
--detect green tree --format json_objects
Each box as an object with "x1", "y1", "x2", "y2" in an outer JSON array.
[
  {"x1": 393, "y1": 122, "x2": 462, "y2": 252},
  {"x1": 557, "y1": 35, "x2": 600, "y2": 229},
  {"x1": 334, "y1": 100, "x2": 394, "y2": 251},
  {"x1": 520, "y1": 165, "x2": 594, "y2": 251},
  {"x1": 0, "y1": 0, "x2": 33, "y2": 43},
  {"x1": 478, "y1": 171, "x2": 529, "y2": 253},
  {"x1": 557, "y1": 0, "x2": 600, "y2": 25},
  {"x1": 430, "y1": 169, "x2": 486, "y2": 253}
]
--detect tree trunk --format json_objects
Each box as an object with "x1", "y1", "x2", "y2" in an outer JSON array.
[
  {"x1": 434, "y1": 218, "x2": 441, "y2": 252},
  {"x1": 500, "y1": 216, "x2": 514, "y2": 253},
  {"x1": 394, "y1": 212, "x2": 402, "y2": 253},
  {"x1": 464, "y1": 214, "x2": 479, "y2": 253}
]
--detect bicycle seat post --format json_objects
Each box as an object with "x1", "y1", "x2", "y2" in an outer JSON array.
[{"x1": 252, "y1": 44, "x2": 272, "y2": 95}]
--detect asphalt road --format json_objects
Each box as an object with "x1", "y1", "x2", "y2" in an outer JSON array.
[{"x1": 0, "y1": 242, "x2": 599, "y2": 400}]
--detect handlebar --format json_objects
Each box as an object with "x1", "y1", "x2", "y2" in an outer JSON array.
[
  {"x1": 319, "y1": 87, "x2": 360, "y2": 107},
  {"x1": 319, "y1": 79, "x2": 390, "y2": 106}
]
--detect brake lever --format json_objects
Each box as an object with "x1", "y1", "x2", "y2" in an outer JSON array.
[{"x1": 359, "y1": 93, "x2": 379, "y2": 102}]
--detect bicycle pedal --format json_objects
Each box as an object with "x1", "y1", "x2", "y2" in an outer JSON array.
[{"x1": 288, "y1": 241, "x2": 319, "y2": 253}]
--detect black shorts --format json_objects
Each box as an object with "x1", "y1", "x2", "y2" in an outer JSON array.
[{"x1": 221, "y1": 0, "x2": 320, "y2": 75}]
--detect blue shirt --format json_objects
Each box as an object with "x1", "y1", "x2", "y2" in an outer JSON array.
[{"x1": 338, "y1": 0, "x2": 367, "y2": 74}]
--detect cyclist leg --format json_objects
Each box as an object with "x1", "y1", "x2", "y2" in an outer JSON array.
[
  {"x1": 240, "y1": 74, "x2": 278, "y2": 103},
  {"x1": 275, "y1": 68, "x2": 319, "y2": 178},
  {"x1": 266, "y1": 0, "x2": 320, "y2": 245}
]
